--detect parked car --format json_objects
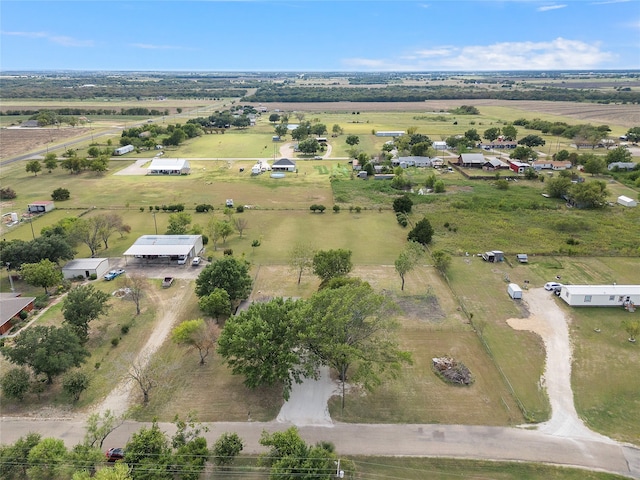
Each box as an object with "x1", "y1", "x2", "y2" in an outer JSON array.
[
  {"x1": 106, "y1": 447, "x2": 125, "y2": 462},
  {"x1": 177, "y1": 256, "x2": 187, "y2": 265},
  {"x1": 191, "y1": 256, "x2": 201, "y2": 266},
  {"x1": 104, "y1": 269, "x2": 125, "y2": 281},
  {"x1": 226, "y1": 199, "x2": 234, "y2": 207},
  {"x1": 544, "y1": 282, "x2": 563, "y2": 291}
]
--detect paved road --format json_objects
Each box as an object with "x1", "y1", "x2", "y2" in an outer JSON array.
[{"x1": 1, "y1": 418, "x2": 638, "y2": 478}]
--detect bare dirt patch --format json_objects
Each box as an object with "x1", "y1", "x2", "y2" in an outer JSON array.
[
  {"x1": 0, "y1": 127, "x2": 89, "y2": 160},
  {"x1": 390, "y1": 291, "x2": 447, "y2": 323}
]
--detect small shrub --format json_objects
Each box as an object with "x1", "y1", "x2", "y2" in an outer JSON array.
[
  {"x1": 251, "y1": 240, "x2": 261, "y2": 247},
  {"x1": 111, "y1": 337, "x2": 119, "y2": 347},
  {"x1": 51, "y1": 187, "x2": 70, "y2": 201},
  {"x1": 18, "y1": 310, "x2": 28, "y2": 320},
  {"x1": 89, "y1": 273, "x2": 97, "y2": 280},
  {"x1": 236, "y1": 205, "x2": 244, "y2": 213},
  {"x1": 333, "y1": 205, "x2": 340, "y2": 213},
  {"x1": 223, "y1": 248, "x2": 233, "y2": 256},
  {"x1": 0, "y1": 187, "x2": 17, "y2": 200},
  {"x1": 139, "y1": 207, "x2": 145, "y2": 212},
  {"x1": 94, "y1": 362, "x2": 101, "y2": 370},
  {"x1": 355, "y1": 206, "x2": 362, "y2": 213},
  {"x1": 495, "y1": 179, "x2": 509, "y2": 190},
  {"x1": 154, "y1": 205, "x2": 160, "y2": 211},
  {"x1": 34, "y1": 295, "x2": 49, "y2": 309},
  {"x1": 149, "y1": 206, "x2": 154, "y2": 212},
  {"x1": 207, "y1": 256, "x2": 213, "y2": 262},
  {"x1": 121, "y1": 325, "x2": 130, "y2": 335},
  {"x1": 444, "y1": 222, "x2": 450, "y2": 228},
  {"x1": 566, "y1": 237, "x2": 580, "y2": 245}
]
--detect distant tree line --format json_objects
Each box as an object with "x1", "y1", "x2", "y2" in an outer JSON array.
[
  {"x1": 245, "y1": 85, "x2": 640, "y2": 104},
  {"x1": 0, "y1": 76, "x2": 248, "y2": 99},
  {"x1": 1, "y1": 107, "x2": 167, "y2": 116}
]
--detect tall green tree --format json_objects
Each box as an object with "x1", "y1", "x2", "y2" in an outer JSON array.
[
  {"x1": 20, "y1": 259, "x2": 62, "y2": 294},
  {"x1": 583, "y1": 156, "x2": 606, "y2": 176},
  {"x1": 195, "y1": 257, "x2": 252, "y2": 302},
  {"x1": 26, "y1": 160, "x2": 42, "y2": 176},
  {"x1": 0, "y1": 432, "x2": 41, "y2": 480},
  {"x1": 605, "y1": 145, "x2": 632, "y2": 165},
  {"x1": 432, "y1": 249, "x2": 452, "y2": 275},
  {"x1": 212, "y1": 432, "x2": 243, "y2": 468},
  {"x1": 71, "y1": 217, "x2": 103, "y2": 257},
  {"x1": 124, "y1": 421, "x2": 172, "y2": 480},
  {"x1": 1, "y1": 325, "x2": 89, "y2": 384},
  {"x1": 288, "y1": 242, "x2": 315, "y2": 285},
  {"x1": 43, "y1": 153, "x2": 58, "y2": 173},
  {"x1": 407, "y1": 218, "x2": 434, "y2": 246},
  {"x1": 394, "y1": 241, "x2": 423, "y2": 291},
  {"x1": 166, "y1": 212, "x2": 192, "y2": 235},
  {"x1": 546, "y1": 176, "x2": 572, "y2": 198},
  {"x1": 301, "y1": 283, "x2": 412, "y2": 409},
  {"x1": 172, "y1": 319, "x2": 218, "y2": 365},
  {"x1": 345, "y1": 135, "x2": 359, "y2": 146},
  {"x1": 62, "y1": 285, "x2": 111, "y2": 343},
  {"x1": 27, "y1": 438, "x2": 68, "y2": 480},
  {"x1": 569, "y1": 181, "x2": 608, "y2": 208},
  {"x1": 312, "y1": 249, "x2": 353, "y2": 284},
  {"x1": 198, "y1": 288, "x2": 231, "y2": 322},
  {"x1": 218, "y1": 298, "x2": 311, "y2": 399},
  {"x1": 518, "y1": 134, "x2": 546, "y2": 147},
  {"x1": 483, "y1": 127, "x2": 501, "y2": 142},
  {"x1": 501, "y1": 124, "x2": 518, "y2": 141}
]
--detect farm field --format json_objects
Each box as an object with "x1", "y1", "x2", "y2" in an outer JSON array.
[{"x1": 1, "y1": 98, "x2": 639, "y2": 450}]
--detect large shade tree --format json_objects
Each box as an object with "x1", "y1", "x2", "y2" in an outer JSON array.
[
  {"x1": 62, "y1": 284, "x2": 111, "y2": 343},
  {"x1": 1, "y1": 325, "x2": 89, "y2": 384},
  {"x1": 312, "y1": 249, "x2": 353, "y2": 284},
  {"x1": 300, "y1": 283, "x2": 412, "y2": 409},
  {"x1": 195, "y1": 257, "x2": 252, "y2": 303},
  {"x1": 217, "y1": 298, "x2": 312, "y2": 400}
]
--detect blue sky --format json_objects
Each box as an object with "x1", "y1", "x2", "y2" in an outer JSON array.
[{"x1": 1, "y1": 0, "x2": 639, "y2": 71}]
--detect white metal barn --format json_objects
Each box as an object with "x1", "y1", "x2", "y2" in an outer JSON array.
[
  {"x1": 123, "y1": 235, "x2": 203, "y2": 263},
  {"x1": 147, "y1": 158, "x2": 190, "y2": 175},
  {"x1": 62, "y1": 258, "x2": 110, "y2": 280},
  {"x1": 558, "y1": 285, "x2": 640, "y2": 307},
  {"x1": 27, "y1": 201, "x2": 55, "y2": 213},
  {"x1": 114, "y1": 144, "x2": 134, "y2": 155}
]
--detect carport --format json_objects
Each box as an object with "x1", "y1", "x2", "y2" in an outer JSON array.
[{"x1": 123, "y1": 235, "x2": 203, "y2": 265}]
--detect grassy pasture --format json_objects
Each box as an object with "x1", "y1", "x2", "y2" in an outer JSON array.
[{"x1": 349, "y1": 457, "x2": 628, "y2": 480}]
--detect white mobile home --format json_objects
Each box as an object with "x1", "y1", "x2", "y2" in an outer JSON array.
[
  {"x1": 558, "y1": 285, "x2": 640, "y2": 307},
  {"x1": 114, "y1": 144, "x2": 134, "y2": 156}
]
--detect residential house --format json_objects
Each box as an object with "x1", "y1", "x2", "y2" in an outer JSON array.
[
  {"x1": 456, "y1": 153, "x2": 485, "y2": 168},
  {"x1": 608, "y1": 162, "x2": 636, "y2": 171},
  {"x1": 272, "y1": 158, "x2": 296, "y2": 172},
  {"x1": 0, "y1": 293, "x2": 36, "y2": 335},
  {"x1": 147, "y1": 158, "x2": 191, "y2": 175}
]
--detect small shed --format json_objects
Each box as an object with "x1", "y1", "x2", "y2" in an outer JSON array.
[
  {"x1": 62, "y1": 258, "x2": 110, "y2": 280},
  {"x1": 28, "y1": 201, "x2": 55, "y2": 213},
  {"x1": 516, "y1": 254, "x2": 528, "y2": 263},
  {"x1": 617, "y1": 195, "x2": 637, "y2": 207},
  {"x1": 508, "y1": 283, "x2": 523, "y2": 300}
]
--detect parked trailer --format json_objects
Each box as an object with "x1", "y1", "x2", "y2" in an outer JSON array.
[{"x1": 508, "y1": 283, "x2": 523, "y2": 299}]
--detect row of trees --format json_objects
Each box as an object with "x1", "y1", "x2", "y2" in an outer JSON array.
[{"x1": 1, "y1": 420, "x2": 352, "y2": 480}]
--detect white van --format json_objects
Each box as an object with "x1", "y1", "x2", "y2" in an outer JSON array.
[{"x1": 191, "y1": 257, "x2": 201, "y2": 266}]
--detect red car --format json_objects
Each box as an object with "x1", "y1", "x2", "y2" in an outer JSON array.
[{"x1": 105, "y1": 447, "x2": 125, "y2": 462}]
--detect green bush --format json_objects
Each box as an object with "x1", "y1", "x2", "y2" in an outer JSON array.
[
  {"x1": 111, "y1": 337, "x2": 119, "y2": 347},
  {"x1": 18, "y1": 310, "x2": 28, "y2": 320},
  {"x1": 223, "y1": 249, "x2": 233, "y2": 256},
  {"x1": 333, "y1": 205, "x2": 340, "y2": 213},
  {"x1": 34, "y1": 294, "x2": 49, "y2": 309},
  {"x1": 51, "y1": 187, "x2": 70, "y2": 201},
  {"x1": 121, "y1": 325, "x2": 130, "y2": 335},
  {"x1": 89, "y1": 273, "x2": 97, "y2": 280},
  {"x1": 236, "y1": 205, "x2": 245, "y2": 213}
]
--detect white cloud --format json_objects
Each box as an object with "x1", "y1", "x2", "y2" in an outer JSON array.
[
  {"x1": 591, "y1": 0, "x2": 631, "y2": 4},
  {"x1": 1, "y1": 30, "x2": 93, "y2": 47},
  {"x1": 537, "y1": 4, "x2": 567, "y2": 11},
  {"x1": 341, "y1": 38, "x2": 616, "y2": 71}
]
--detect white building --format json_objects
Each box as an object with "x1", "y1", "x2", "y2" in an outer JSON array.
[
  {"x1": 114, "y1": 144, "x2": 134, "y2": 156},
  {"x1": 27, "y1": 201, "x2": 55, "y2": 213},
  {"x1": 617, "y1": 195, "x2": 637, "y2": 207},
  {"x1": 375, "y1": 131, "x2": 405, "y2": 137},
  {"x1": 123, "y1": 235, "x2": 203, "y2": 264},
  {"x1": 62, "y1": 258, "x2": 110, "y2": 280},
  {"x1": 272, "y1": 158, "x2": 296, "y2": 172},
  {"x1": 558, "y1": 285, "x2": 640, "y2": 307},
  {"x1": 147, "y1": 158, "x2": 190, "y2": 175}
]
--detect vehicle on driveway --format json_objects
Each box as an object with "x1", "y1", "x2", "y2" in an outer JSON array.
[
  {"x1": 177, "y1": 256, "x2": 187, "y2": 265},
  {"x1": 162, "y1": 277, "x2": 174, "y2": 288},
  {"x1": 104, "y1": 269, "x2": 125, "y2": 281},
  {"x1": 105, "y1": 447, "x2": 125, "y2": 462},
  {"x1": 544, "y1": 282, "x2": 563, "y2": 291},
  {"x1": 191, "y1": 256, "x2": 201, "y2": 266}
]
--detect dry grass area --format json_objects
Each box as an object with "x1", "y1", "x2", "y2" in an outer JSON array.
[
  {"x1": 249, "y1": 100, "x2": 640, "y2": 127},
  {"x1": 0, "y1": 127, "x2": 90, "y2": 159}
]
